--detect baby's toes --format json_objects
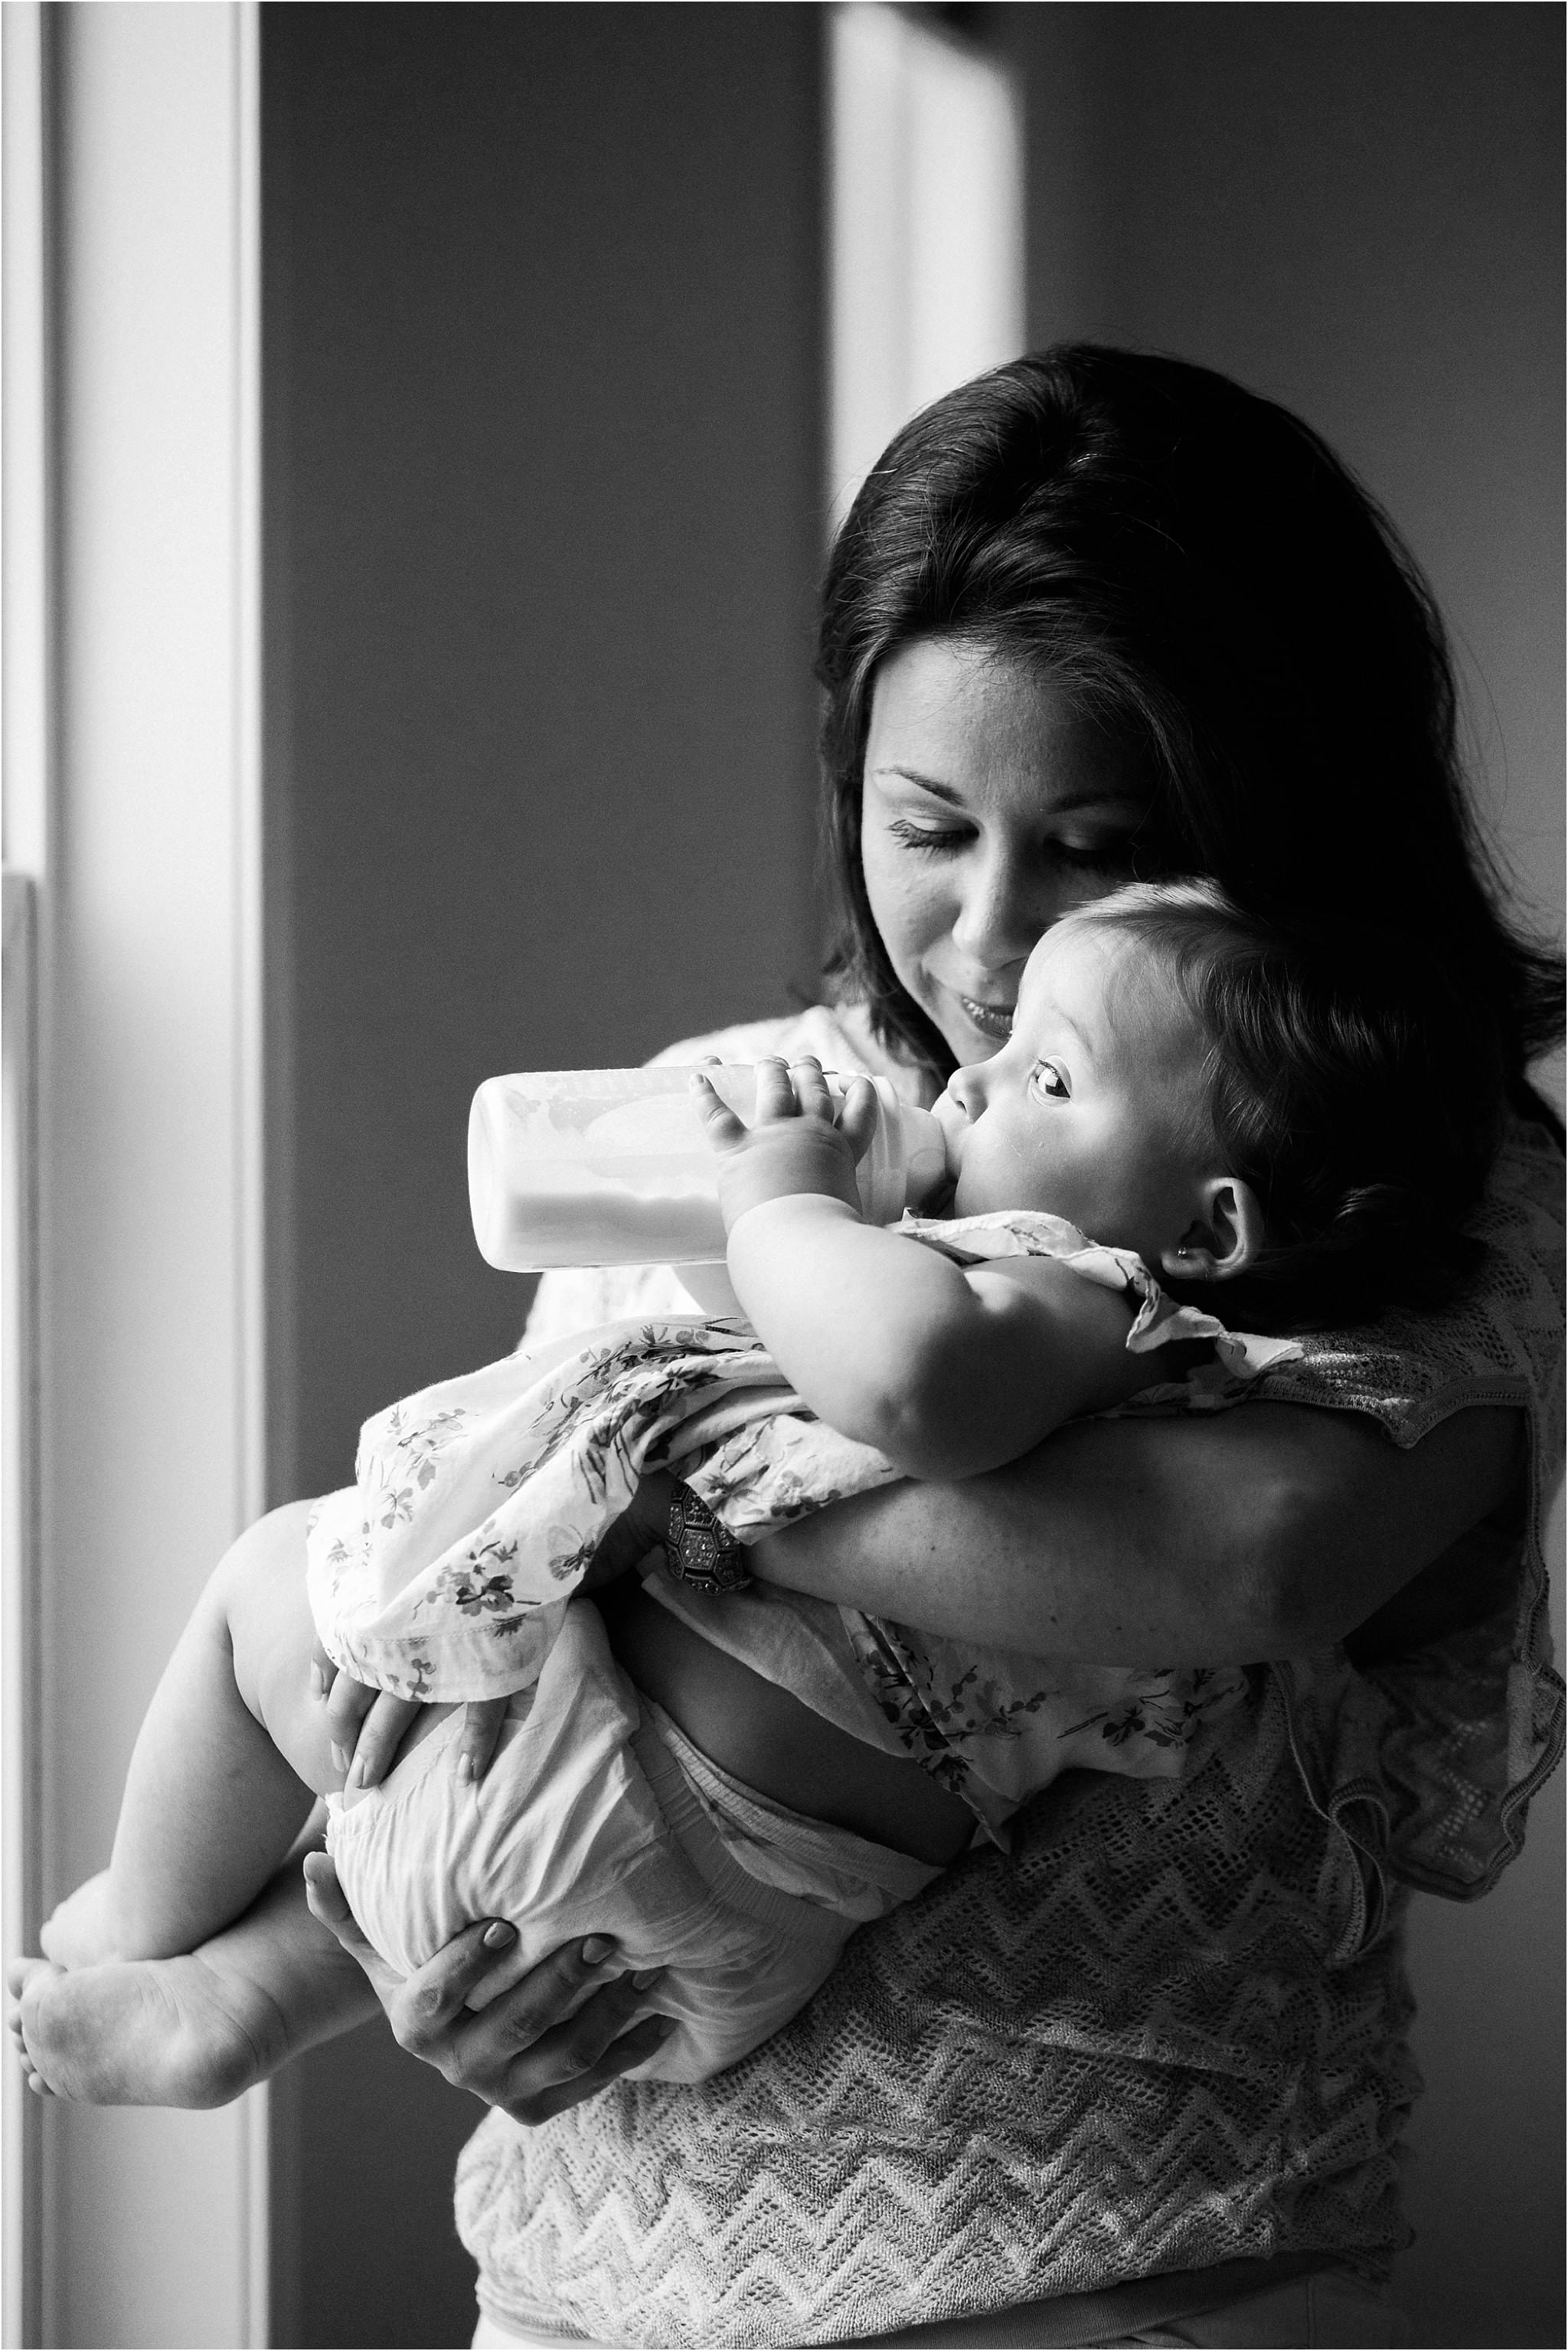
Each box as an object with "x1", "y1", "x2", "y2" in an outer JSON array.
[{"x1": 12, "y1": 1962, "x2": 69, "y2": 2097}]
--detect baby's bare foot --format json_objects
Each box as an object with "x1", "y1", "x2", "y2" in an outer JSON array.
[
  {"x1": 39, "y1": 1870, "x2": 122, "y2": 1970},
  {"x1": 7, "y1": 1948, "x2": 278, "y2": 2107}
]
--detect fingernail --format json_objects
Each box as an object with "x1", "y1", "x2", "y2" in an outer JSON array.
[
  {"x1": 310, "y1": 1663, "x2": 326, "y2": 1699},
  {"x1": 456, "y1": 1753, "x2": 473, "y2": 1785},
  {"x1": 346, "y1": 1755, "x2": 364, "y2": 1788},
  {"x1": 581, "y1": 1936, "x2": 615, "y2": 1965},
  {"x1": 632, "y1": 1967, "x2": 662, "y2": 1990},
  {"x1": 482, "y1": 1921, "x2": 515, "y2": 1950},
  {"x1": 330, "y1": 1744, "x2": 347, "y2": 1774}
]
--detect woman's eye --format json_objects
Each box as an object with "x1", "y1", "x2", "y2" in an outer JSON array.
[
  {"x1": 886, "y1": 816, "x2": 972, "y2": 857},
  {"x1": 1048, "y1": 838, "x2": 1133, "y2": 875},
  {"x1": 1031, "y1": 1061, "x2": 1071, "y2": 1101}
]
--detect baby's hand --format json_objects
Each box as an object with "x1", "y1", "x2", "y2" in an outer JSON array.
[
  {"x1": 310, "y1": 1640, "x2": 508, "y2": 1791},
  {"x1": 694, "y1": 1057, "x2": 878, "y2": 1232}
]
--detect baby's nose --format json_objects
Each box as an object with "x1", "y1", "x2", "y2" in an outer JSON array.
[{"x1": 945, "y1": 1064, "x2": 987, "y2": 1120}]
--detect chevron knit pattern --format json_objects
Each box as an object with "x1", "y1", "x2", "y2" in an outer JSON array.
[{"x1": 456, "y1": 1676, "x2": 1419, "y2": 2347}]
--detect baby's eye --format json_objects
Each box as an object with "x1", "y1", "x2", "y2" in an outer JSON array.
[{"x1": 1031, "y1": 1060, "x2": 1071, "y2": 1101}]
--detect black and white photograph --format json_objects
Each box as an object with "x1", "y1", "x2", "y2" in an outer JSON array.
[{"x1": 2, "y1": 6, "x2": 1562, "y2": 2348}]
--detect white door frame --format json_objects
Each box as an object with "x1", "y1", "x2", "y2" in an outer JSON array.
[{"x1": 3, "y1": 5, "x2": 266, "y2": 2343}]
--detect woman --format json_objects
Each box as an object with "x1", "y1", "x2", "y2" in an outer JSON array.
[{"x1": 13, "y1": 349, "x2": 1563, "y2": 2348}]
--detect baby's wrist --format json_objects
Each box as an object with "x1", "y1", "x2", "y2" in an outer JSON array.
[
  {"x1": 724, "y1": 1191, "x2": 862, "y2": 1254},
  {"x1": 714, "y1": 1132, "x2": 862, "y2": 1234}
]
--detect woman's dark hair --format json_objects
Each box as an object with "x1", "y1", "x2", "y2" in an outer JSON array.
[
  {"x1": 818, "y1": 345, "x2": 1563, "y2": 1126},
  {"x1": 1072, "y1": 881, "x2": 1498, "y2": 1332}
]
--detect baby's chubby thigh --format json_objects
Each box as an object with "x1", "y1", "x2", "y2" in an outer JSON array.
[{"x1": 215, "y1": 1495, "x2": 359, "y2": 1795}]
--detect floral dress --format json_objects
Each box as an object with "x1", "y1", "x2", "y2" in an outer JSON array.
[{"x1": 306, "y1": 1189, "x2": 1298, "y2": 1839}]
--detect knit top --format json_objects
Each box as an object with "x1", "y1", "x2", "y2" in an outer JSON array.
[{"x1": 455, "y1": 1005, "x2": 1564, "y2": 2348}]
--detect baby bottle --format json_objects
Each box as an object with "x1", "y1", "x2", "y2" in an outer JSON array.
[{"x1": 468, "y1": 1064, "x2": 949, "y2": 1270}]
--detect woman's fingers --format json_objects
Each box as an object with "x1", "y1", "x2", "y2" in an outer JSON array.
[
  {"x1": 322, "y1": 1667, "x2": 380, "y2": 1774},
  {"x1": 303, "y1": 1849, "x2": 524, "y2": 2044},
  {"x1": 501, "y1": 2006, "x2": 678, "y2": 2128},
  {"x1": 343, "y1": 1691, "x2": 423, "y2": 1789},
  {"x1": 456, "y1": 1697, "x2": 510, "y2": 1786},
  {"x1": 301, "y1": 1852, "x2": 404, "y2": 2003},
  {"x1": 579, "y1": 1471, "x2": 675, "y2": 1591},
  {"x1": 457, "y1": 1952, "x2": 675, "y2": 2120},
  {"x1": 309, "y1": 1635, "x2": 338, "y2": 1703}
]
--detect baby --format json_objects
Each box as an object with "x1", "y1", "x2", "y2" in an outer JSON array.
[{"x1": 20, "y1": 881, "x2": 1488, "y2": 2086}]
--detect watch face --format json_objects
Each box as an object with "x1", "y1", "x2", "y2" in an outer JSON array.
[{"x1": 665, "y1": 1485, "x2": 751, "y2": 1593}]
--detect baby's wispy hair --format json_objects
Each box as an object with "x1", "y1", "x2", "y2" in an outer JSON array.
[{"x1": 1062, "y1": 879, "x2": 1502, "y2": 1332}]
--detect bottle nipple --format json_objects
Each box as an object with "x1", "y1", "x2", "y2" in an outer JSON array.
[{"x1": 900, "y1": 1104, "x2": 950, "y2": 1208}]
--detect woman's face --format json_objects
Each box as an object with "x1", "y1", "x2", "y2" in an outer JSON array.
[{"x1": 860, "y1": 639, "x2": 1152, "y2": 1065}]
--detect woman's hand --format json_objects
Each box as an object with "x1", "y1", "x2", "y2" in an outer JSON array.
[
  {"x1": 309, "y1": 1481, "x2": 674, "y2": 1794},
  {"x1": 579, "y1": 1470, "x2": 675, "y2": 1590},
  {"x1": 302, "y1": 1853, "x2": 675, "y2": 2124},
  {"x1": 310, "y1": 1642, "x2": 511, "y2": 1791}
]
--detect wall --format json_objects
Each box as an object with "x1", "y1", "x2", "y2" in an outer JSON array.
[
  {"x1": 262, "y1": 8, "x2": 824, "y2": 2343},
  {"x1": 998, "y1": 8, "x2": 1563, "y2": 2345}
]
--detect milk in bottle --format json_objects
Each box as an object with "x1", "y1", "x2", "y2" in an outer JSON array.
[{"x1": 468, "y1": 1064, "x2": 948, "y2": 1271}]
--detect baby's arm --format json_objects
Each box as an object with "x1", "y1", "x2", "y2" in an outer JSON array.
[{"x1": 704, "y1": 1059, "x2": 1158, "y2": 1483}]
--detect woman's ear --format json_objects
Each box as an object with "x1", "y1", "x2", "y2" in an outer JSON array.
[{"x1": 1158, "y1": 1177, "x2": 1266, "y2": 1284}]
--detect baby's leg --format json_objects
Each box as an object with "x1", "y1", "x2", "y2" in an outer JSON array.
[{"x1": 93, "y1": 1499, "x2": 332, "y2": 1963}]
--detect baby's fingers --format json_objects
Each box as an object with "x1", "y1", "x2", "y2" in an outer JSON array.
[
  {"x1": 345, "y1": 1692, "x2": 424, "y2": 1790},
  {"x1": 456, "y1": 1697, "x2": 510, "y2": 1787},
  {"x1": 789, "y1": 1058, "x2": 835, "y2": 1124},
  {"x1": 752, "y1": 1055, "x2": 799, "y2": 1123},
  {"x1": 691, "y1": 1068, "x2": 746, "y2": 1150},
  {"x1": 837, "y1": 1075, "x2": 880, "y2": 1164}
]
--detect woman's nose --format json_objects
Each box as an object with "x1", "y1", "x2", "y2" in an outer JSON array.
[{"x1": 950, "y1": 844, "x2": 1041, "y2": 973}]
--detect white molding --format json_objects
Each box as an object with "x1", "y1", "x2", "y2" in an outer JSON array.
[
  {"x1": 828, "y1": 2, "x2": 1024, "y2": 526},
  {"x1": 2, "y1": 6, "x2": 53, "y2": 2340},
  {"x1": 27, "y1": 5, "x2": 266, "y2": 2343},
  {"x1": 2, "y1": 871, "x2": 44, "y2": 2351}
]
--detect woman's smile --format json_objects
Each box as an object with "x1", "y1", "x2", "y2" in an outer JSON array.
[
  {"x1": 956, "y1": 992, "x2": 1014, "y2": 1041},
  {"x1": 858, "y1": 638, "x2": 1153, "y2": 1068}
]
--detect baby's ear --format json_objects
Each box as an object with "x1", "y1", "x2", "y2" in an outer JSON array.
[{"x1": 1158, "y1": 1176, "x2": 1266, "y2": 1285}]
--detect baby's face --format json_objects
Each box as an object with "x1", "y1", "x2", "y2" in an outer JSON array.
[{"x1": 933, "y1": 922, "x2": 1211, "y2": 1264}]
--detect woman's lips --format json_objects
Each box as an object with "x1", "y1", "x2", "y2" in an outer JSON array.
[{"x1": 957, "y1": 992, "x2": 1014, "y2": 1040}]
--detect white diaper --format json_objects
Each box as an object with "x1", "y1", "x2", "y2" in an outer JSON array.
[{"x1": 325, "y1": 1598, "x2": 939, "y2": 2082}]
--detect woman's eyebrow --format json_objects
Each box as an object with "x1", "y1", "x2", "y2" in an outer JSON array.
[
  {"x1": 872, "y1": 767, "x2": 1148, "y2": 821},
  {"x1": 871, "y1": 766, "x2": 965, "y2": 805}
]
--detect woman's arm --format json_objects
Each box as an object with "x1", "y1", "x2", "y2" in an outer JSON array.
[{"x1": 746, "y1": 1400, "x2": 1525, "y2": 1663}]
